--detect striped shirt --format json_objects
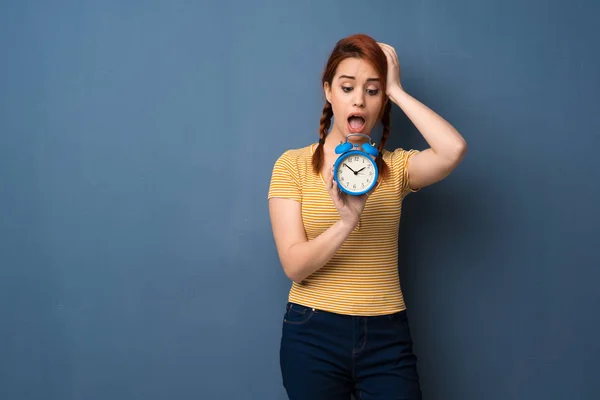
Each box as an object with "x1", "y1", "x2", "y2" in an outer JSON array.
[{"x1": 268, "y1": 143, "x2": 419, "y2": 316}]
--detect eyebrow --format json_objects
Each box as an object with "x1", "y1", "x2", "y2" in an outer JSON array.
[{"x1": 338, "y1": 75, "x2": 380, "y2": 82}]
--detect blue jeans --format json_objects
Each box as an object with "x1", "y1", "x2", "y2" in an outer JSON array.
[{"x1": 280, "y1": 302, "x2": 422, "y2": 400}]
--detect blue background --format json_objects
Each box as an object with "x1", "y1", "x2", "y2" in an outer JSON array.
[{"x1": 1, "y1": 1, "x2": 598, "y2": 399}]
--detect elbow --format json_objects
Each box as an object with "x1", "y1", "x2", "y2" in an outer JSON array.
[
  {"x1": 449, "y1": 138, "x2": 467, "y2": 165},
  {"x1": 435, "y1": 138, "x2": 467, "y2": 166},
  {"x1": 282, "y1": 264, "x2": 306, "y2": 284},
  {"x1": 279, "y1": 244, "x2": 309, "y2": 283},
  {"x1": 455, "y1": 138, "x2": 468, "y2": 160},
  {"x1": 436, "y1": 139, "x2": 467, "y2": 176},
  {"x1": 284, "y1": 269, "x2": 304, "y2": 283},
  {"x1": 289, "y1": 276, "x2": 305, "y2": 284}
]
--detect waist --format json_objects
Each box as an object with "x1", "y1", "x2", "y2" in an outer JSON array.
[{"x1": 288, "y1": 283, "x2": 406, "y2": 316}]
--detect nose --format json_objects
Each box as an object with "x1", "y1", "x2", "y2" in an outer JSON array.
[{"x1": 353, "y1": 91, "x2": 365, "y2": 108}]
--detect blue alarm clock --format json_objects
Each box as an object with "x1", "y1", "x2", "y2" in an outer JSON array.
[{"x1": 333, "y1": 133, "x2": 379, "y2": 196}]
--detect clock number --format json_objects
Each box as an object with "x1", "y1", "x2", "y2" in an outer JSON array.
[{"x1": 354, "y1": 157, "x2": 359, "y2": 162}]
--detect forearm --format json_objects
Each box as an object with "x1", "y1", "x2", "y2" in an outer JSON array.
[
  {"x1": 282, "y1": 219, "x2": 355, "y2": 283},
  {"x1": 389, "y1": 85, "x2": 467, "y2": 160}
]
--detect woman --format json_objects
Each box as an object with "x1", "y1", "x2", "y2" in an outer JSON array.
[{"x1": 267, "y1": 33, "x2": 467, "y2": 400}]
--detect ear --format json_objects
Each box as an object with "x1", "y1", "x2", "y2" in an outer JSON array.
[{"x1": 324, "y1": 82, "x2": 332, "y2": 104}]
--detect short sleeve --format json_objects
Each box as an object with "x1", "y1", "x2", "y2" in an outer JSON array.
[
  {"x1": 267, "y1": 151, "x2": 302, "y2": 202},
  {"x1": 391, "y1": 148, "x2": 420, "y2": 196}
]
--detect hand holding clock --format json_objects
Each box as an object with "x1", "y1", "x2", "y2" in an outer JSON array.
[{"x1": 326, "y1": 165, "x2": 370, "y2": 229}]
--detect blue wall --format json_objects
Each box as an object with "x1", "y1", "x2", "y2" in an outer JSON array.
[{"x1": 1, "y1": 1, "x2": 598, "y2": 399}]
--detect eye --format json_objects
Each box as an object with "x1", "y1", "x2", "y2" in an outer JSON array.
[
  {"x1": 367, "y1": 89, "x2": 380, "y2": 96},
  {"x1": 341, "y1": 86, "x2": 353, "y2": 93}
]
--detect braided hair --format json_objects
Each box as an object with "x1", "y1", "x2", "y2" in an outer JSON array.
[
  {"x1": 311, "y1": 34, "x2": 391, "y2": 180},
  {"x1": 311, "y1": 102, "x2": 333, "y2": 174}
]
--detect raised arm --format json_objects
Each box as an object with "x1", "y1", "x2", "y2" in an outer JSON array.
[
  {"x1": 390, "y1": 87, "x2": 467, "y2": 190},
  {"x1": 379, "y1": 42, "x2": 468, "y2": 190}
]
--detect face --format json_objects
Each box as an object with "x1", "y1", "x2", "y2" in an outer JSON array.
[{"x1": 324, "y1": 57, "x2": 385, "y2": 142}]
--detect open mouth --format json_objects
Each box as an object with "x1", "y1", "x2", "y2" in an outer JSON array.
[{"x1": 347, "y1": 115, "x2": 366, "y2": 133}]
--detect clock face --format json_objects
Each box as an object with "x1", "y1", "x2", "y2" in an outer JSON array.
[{"x1": 335, "y1": 153, "x2": 377, "y2": 194}]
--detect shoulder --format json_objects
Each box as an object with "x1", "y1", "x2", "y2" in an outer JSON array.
[
  {"x1": 382, "y1": 147, "x2": 420, "y2": 194},
  {"x1": 382, "y1": 147, "x2": 420, "y2": 170},
  {"x1": 269, "y1": 143, "x2": 316, "y2": 180},
  {"x1": 271, "y1": 143, "x2": 315, "y2": 173},
  {"x1": 268, "y1": 143, "x2": 315, "y2": 201},
  {"x1": 274, "y1": 144, "x2": 315, "y2": 163}
]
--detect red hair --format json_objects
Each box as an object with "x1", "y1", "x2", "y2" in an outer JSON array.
[{"x1": 312, "y1": 33, "x2": 392, "y2": 179}]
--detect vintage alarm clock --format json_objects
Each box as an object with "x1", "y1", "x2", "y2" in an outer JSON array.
[{"x1": 333, "y1": 133, "x2": 379, "y2": 195}]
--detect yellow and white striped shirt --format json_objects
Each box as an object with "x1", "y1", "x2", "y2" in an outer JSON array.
[{"x1": 268, "y1": 143, "x2": 419, "y2": 316}]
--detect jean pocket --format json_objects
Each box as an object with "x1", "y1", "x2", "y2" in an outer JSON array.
[{"x1": 283, "y1": 303, "x2": 314, "y2": 325}]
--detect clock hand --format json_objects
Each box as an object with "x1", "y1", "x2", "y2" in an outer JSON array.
[
  {"x1": 343, "y1": 163, "x2": 357, "y2": 174},
  {"x1": 356, "y1": 167, "x2": 366, "y2": 173}
]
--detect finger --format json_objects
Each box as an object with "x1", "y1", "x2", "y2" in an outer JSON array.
[
  {"x1": 383, "y1": 46, "x2": 397, "y2": 64},
  {"x1": 377, "y1": 42, "x2": 390, "y2": 53},
  {"x1": 326, "y1": 166, "x2": 341, "y2": 200},
  {"x1": 379, "y1": 43, "x2": 398, "y2": 62},
  {"x1": 326, "y1": 165, "x2": 334, "y2": 189},
  {"x1": 379, "y1": 44, "x2": 392, "y2": 58},
  {"x1": 330, "y1": 180, "x2": 344, "y2": 207},
  {"x1": 380, "y1": 46, "x2": 398, "y2": 66},
  {"x1": 378, "y1": 42, "x2": 395, "y2": 56}
]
